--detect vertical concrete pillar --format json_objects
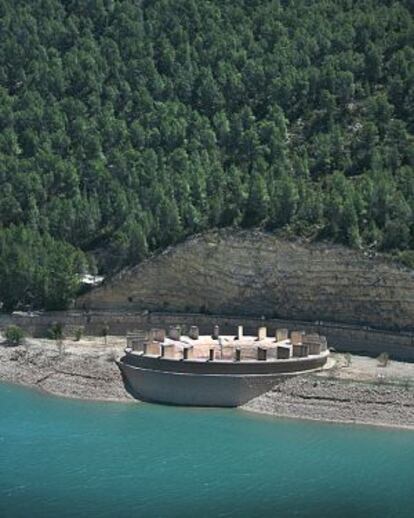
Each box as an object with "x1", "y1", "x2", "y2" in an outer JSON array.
[
  {"x1": 277, "y1": 346, "x2": 290, "y2": 359},
  {"x1": 212, "y1": 325, "x2": 220, "y2": 339},
  {"x1": 237, "y1": 325, "x2": 243, "y2": 340},
  {"x1": 258, "y1": 326, "x2": 267, "y2": 340},
  {"x1": 142, "y1": 342, "x2": 148, "y2": 355},
  {"x1": 189, "y1": 326, "x2": 199, "y2": 340},
  {"x1": 291, "y1": 331, "x2": 304, "y2": 346},
  {"x1": 257, "y1": 347, "x2": 267, "y2": 361},
  {"x1": 151, "y1": 328, "x2": 166, "y2": 342},
  {"x1": 168, "y1": 325, "x2": 181, "y2": 340},
  {"x1": 276, "y1": 328, "x2": 288, "y2": 342},
  {"x1": 303, "y1": 335, "x2": 322, "y2": 355},
  {"x1": 128, "y1": 331, "x2": 147, "y2": 351},
  {"x1": 292, "y1": 344, "x2": 309, "y2": 358}
]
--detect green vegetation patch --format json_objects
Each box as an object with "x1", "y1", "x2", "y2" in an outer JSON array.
[{"x1": 0, "y1": 0, "x2": 413, "y2": 310}]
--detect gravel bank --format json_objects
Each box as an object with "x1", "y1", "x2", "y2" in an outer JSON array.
[
  {"x1": 0, "y1": 335, "x2": 132, "y2": 402},
  {"x1": 243, "y1": 354, "x2": 414, "y2": 430}
]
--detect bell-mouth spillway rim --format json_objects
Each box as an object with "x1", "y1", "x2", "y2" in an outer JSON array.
[
  {"x1": 119, "y1": 357, "x2": 330, "y2": 377},
  {"x1": 123, "y1": 347, "x2": 330, "y2": 364},
  {"x1": 125, "y1": 325, "x2": 329, "y2": 365}
]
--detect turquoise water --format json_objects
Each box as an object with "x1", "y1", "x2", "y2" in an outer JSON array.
[{"x1": 1, "y1": 384, "x2": 414, "y2": 518}]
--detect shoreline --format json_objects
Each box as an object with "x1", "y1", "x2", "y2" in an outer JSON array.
[
  {"x1": 1, "y1": 336, "x2": 414, "y2": 430},
  {"x1": 242, "y1": 355, "x2": 414, "y2": 430},
  {"x1": 0, "y1": 336, "x2": 133, "y2": 403},
  {"x1": 241, "y1": 405, "x2": 414, "y2": 432},
  {"x1": 3, "y1": 375, "x2": 414, "y2": 433},
  {"x1": 0, "y1": 377, "x2": 134, "y2": 404}
]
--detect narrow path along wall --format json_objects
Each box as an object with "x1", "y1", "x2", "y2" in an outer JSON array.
[{"x1": 77, "y1": 230, "x2": 414, "y2": 331}]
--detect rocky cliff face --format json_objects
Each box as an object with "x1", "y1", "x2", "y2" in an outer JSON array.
[{"x1": 78, "y1": 231, "x2": 414, "y2": 330}]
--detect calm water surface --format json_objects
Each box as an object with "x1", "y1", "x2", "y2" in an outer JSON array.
[{"x1": 1, "y1": 383, "x2": 414, "y2": 518}]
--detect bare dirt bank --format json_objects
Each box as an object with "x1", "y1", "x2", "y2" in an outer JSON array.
[
  {"x1": 243, "y1": 354, "x2": 414, "y2": 430},
  {"x1": 1, "y1": 336, "x2": 414, "y2": 430}
]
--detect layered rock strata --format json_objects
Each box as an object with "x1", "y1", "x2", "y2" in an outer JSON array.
[{"x1": 78, "y1": 230, "x2": 414, "y2": 331}]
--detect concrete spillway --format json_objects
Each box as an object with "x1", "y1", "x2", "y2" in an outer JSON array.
[{"x1": 119, "y1": 325, "x2": 329, "y2": 407}]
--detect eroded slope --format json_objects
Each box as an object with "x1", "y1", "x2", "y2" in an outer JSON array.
[{"x1": 78, "y1": 231, "x2": 414, "y2": 330}]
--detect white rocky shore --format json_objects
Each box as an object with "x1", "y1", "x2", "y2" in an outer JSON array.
[
  {"x1": 1, "y1": 335, "x2": 414, "y2": 429},
  {"x1": 243, "y1": 354, "x2": 414, "y2": 430},
  {"x1": 0, "y1": 335, "x2": 132, "y2": 402}
]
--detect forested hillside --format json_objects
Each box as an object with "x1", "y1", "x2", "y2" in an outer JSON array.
[{"x1": 0, "y1": 0, "x2": 413, "y2": 311}]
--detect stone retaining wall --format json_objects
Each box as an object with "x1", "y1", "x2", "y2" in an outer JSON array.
[{"x1": 1, "y1": 310, "x2": 414, "y2": 360}]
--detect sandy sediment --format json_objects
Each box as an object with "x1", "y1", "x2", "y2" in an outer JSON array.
[{"x1": 1, "y1": 335, "x2": 414, "y2": 430}]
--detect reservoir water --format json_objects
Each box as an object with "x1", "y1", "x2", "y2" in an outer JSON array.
[{"x1": 1, "y1": 383, "x2": 414, "y2": 518}]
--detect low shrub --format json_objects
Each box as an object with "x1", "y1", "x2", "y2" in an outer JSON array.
[
  {"x1": 47, "y1": 322, "x2": 64, "y2": 340},
  {"x1": 4, "y1": 325, "x2": 25, "y2": 346},
  {"x1": 74, "y1": 327, "x2": 83, "y2": 341}
]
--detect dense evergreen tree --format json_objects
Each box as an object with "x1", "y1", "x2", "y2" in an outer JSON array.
[{"x1": 0, "y1": 0, "x2": 413, "y2": 310}]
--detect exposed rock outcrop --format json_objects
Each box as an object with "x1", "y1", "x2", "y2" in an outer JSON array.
[{"x1": 78, "y1": 230, "x2": 414, "y2": 331}]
